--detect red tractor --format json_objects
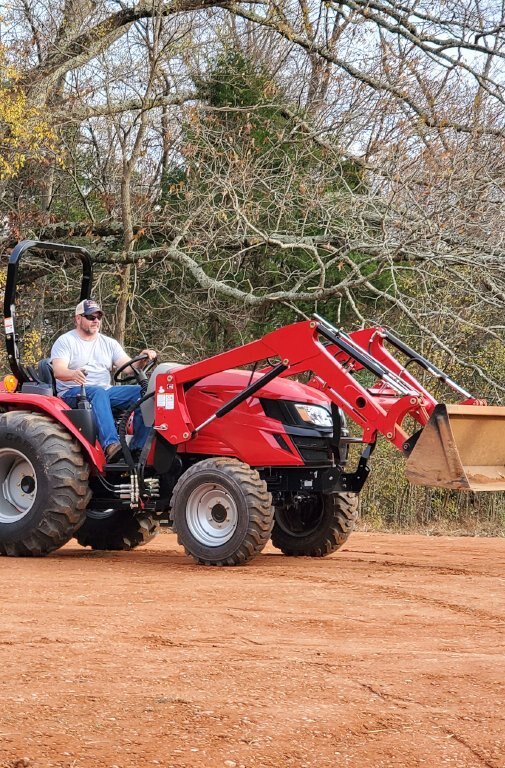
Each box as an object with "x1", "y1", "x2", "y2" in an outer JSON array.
[{"x1": 1, "y1": 241, "x2": 504, "y2": 565}]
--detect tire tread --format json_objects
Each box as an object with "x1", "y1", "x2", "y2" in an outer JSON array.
[
  {"x1": 271, "y1": 491, "x2": 358, "y2": 557},
  {"x1": 0, "y1": 412, "x2": 91, "y2": 557}
]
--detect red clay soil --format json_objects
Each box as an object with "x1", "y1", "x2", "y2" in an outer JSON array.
[{"x1": 0, "y1": 532, "x2": 504, "y2": 768}]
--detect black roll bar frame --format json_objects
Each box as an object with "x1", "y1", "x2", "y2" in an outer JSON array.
[{"x1": 3, "y1": 240, "x2": 93, "y2": 383}]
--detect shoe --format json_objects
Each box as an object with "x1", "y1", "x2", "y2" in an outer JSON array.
[{"x1": 105, "y1": 442, "x2": 124, "y2": 463}]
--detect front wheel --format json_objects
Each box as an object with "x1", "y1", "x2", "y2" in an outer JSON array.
[
  {"x1": 0, "y1": 411, "x2": 91, "y2": 556},
  {"x1": 170, "y1": 458, "x2": 274, "y2": 566},
  {"x1": 271, "y1": 491, "x2": 358, "y2": 557}
]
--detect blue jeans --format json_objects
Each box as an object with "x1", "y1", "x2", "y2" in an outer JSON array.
[{"x1": 61, "y1": 385, "x2": 149, "y2": 452}]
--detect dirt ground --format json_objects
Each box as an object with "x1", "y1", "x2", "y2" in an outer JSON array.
[{"x1": 0, "y1": 532, "x2": 504, "y2": 768}]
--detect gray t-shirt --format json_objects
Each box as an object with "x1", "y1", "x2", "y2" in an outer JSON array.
[{"x1": 51, "y1": 330, "x2": 126, "y2": 395}]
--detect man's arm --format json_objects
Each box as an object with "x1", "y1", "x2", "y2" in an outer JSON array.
[{"x1": 52, "y1": 358, "x2": 87, "y2": 386}]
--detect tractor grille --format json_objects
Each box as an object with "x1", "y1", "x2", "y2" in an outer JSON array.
[{"x1": 290, "y1": 435, "x2": 333, "y2": 465}]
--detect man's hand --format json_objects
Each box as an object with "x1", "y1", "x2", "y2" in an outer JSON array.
[
  {"x1": 70, "y1": 368, "x2": 87, "y2": 385},
  {"x1": 52, "y1": 358, "x2": 87, "y2": 385},
  {"x1": 135, "y1": 349, "x2": 157, "y2": 369}
]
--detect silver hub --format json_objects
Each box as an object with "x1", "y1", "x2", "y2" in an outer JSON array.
[
  {"x1": 186, "y1": 483, "x2": 238, "y2": 546},
  {"x1": 0, "y1": 448, "x2": 37, "y2": 524}
]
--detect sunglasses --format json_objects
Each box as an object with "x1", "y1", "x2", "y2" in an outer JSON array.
[{"x1": 82, "y1": 313, "x2": 102, "y2": 321}]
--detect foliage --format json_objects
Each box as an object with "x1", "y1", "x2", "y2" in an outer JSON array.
[
  {"x1": 0, "y1": 46, "x2": 55, "y2": 180},
  {"x1": 158, "y1": 49, "x2": 373, "y2": 345},
  {"x1": 360, "y1": 440, "x2": 505, "y2": 535}
]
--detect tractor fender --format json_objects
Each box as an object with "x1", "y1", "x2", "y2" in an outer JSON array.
[
  {"x1": 0, "y1": 392, "x2": 105, "y2": 470},
  {"x1": 141, "y1": 362, "x2": 186, "y2": 427}
]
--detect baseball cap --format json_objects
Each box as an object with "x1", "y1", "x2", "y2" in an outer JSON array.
[{"x1": 75, "y1": 299, "x2": 103, "y2": 318}]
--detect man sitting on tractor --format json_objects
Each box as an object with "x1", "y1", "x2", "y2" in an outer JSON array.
[{"x1": 51, "y1": 299, "x2": 157, "y2": 462}]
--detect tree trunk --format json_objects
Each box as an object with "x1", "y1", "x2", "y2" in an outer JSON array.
[
  {"x1": 113, "y1": 175, "x2": 134, "y2": 346},
  {"x1": 114, "y1": 264, "x2": 131, "y2": 348}
]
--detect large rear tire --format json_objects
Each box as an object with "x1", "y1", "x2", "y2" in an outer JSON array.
[
  {"x1": 170, "y1": 458, "x2": 274, "y2": 566},
  {"x1": 0, "y1": 411, "x2": 91, "y2": 556},
  {"x1": 75, "y1": 509, "x2": 159, "y2": 551},
  {"x1": 271, "y1": 491, "x2": 358, "y2": 557}
]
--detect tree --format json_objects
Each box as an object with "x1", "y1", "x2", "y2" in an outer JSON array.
[{"x1": 0, "y1": 0, "x2": 503, "y2": 395}]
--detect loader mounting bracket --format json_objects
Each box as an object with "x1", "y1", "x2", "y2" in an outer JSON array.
[
  {"x1": 339, "y1": 463, "x2": 370, "y2": 493},
  {"x1": 260, "y1": 462, "x2": 371, "y2": 494},
  {"x1": 340, "y1": 442, "x2": 375, "y2": 493}
]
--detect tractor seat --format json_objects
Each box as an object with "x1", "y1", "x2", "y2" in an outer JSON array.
[
  {"x1": 21, "y1": 358, "x2": 57, "y2": 396},
  {"x1": 21, "y1": 360, "x2": 134, "y2": 420},
  {"x1": 36, "y1": 358, "x2": 56, "y2": 393}
]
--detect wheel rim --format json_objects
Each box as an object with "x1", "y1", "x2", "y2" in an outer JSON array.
[
  {"x1": 0, "y1": 448, "x2": 37, "y2": 524},
  {"x1": 186, "y1": 482, "x2": 238, "y2": 547}
]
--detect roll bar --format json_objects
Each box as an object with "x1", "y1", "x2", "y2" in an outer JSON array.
[{"x1": 3, "y1": 240, "x2": 93, "y2": 382}]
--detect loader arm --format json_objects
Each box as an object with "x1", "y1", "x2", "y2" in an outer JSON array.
[{"x1": 153, "y1": 319, "x2": 435, "y2": 453}]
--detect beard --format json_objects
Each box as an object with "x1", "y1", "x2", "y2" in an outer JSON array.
[{"x1": 78, "y1": 320, "x2": 99, "y2": 337}]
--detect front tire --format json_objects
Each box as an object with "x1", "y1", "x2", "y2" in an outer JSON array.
[
  {"x1": 170, "y1": 458, "x2": 274, "y2": 566},
  {"x1": 0, "y1": 411, "x2": 91, "y2": 556},
  {"x1": 75, "y1": 509, "x2": 159, "y2": 551},
  {"x1": 271, "y1": 491, "x2": 358, "y2": 557}
]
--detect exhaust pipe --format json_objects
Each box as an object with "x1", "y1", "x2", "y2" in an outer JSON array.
[{"x1": 406, "y1": 404, "x2": 505, "y2": 491}]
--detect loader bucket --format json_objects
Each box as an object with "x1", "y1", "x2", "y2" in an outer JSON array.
[{"x1": 406, "y1": 404, "x2": 505, "y2": 491}]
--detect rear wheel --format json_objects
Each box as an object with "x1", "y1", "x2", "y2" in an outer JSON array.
[
  {"x1": 75, "y1": 509, "x2": 159, "y2": 551},
  {"x1": 170, "y1": 458, "x2": 274, "y2": 566},
  {"x1": 0, "y1": 411, "x2": 91, "y2": 556},
  {"x1": 271, "y1": 491, "x2": 358, "y2": 557}
]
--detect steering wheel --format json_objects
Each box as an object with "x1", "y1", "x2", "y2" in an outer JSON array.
[{"x1": 113, "y1": 354, "x2": 157, "y2": 385}]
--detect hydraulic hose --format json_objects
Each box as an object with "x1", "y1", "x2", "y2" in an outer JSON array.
[{"x1": 117, "y1": 390, "x2": 155, "y2": 478}]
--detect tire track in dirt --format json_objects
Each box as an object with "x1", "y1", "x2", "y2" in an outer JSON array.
[
  {"x1": 357, "y1": 580, "x2": 505, "y2": 626},
  {"x1": 443, "y1": 731, "x2": 503, "y2": 768},
  {"x1": 261, "y1": 557, "x2": 503, "y2": 626}
]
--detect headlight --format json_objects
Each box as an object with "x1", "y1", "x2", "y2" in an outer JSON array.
[{"x1": 294, "y1": 403, "x2": 333, "y2": 427}]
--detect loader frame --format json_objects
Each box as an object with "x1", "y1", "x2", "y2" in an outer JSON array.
[{"x1": 151, "y1": 315, "x2": 479, "y2": 457}]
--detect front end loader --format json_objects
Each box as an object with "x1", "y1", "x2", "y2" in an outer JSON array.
[{"x1": 0, "y1": 240, "x2": 504, "y2": 565}]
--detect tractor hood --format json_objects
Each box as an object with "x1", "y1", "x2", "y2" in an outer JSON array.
[
  {"x1": 193, "y1": 368, "x2": 330, "y2": 406},
  {"x1": 141, "y1": 363, "x2": 331, "y2": 429}
]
